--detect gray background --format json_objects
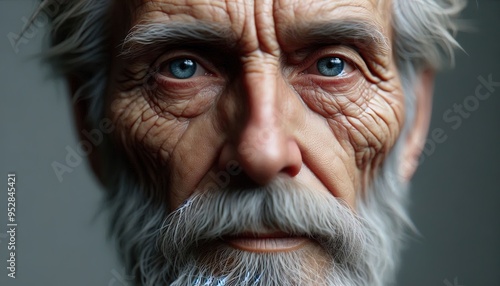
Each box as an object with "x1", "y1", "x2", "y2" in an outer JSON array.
[{"x1": 1, "y1": 1, "x2": 499, "y2": 285}]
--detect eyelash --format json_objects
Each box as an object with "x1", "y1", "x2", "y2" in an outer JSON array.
[
  {"x1": 297, "y1": 50, "x2": 358, "y2": 76},
  {"x1": 153, "y1": 52, "x2": 215, "y2": 75},
  {"x1": 150, "y1": 46, "x2": 360, "y2": 85}
]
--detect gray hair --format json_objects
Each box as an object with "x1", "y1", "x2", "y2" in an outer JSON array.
[
  {"x1": 36, "y1": 0, "x2": 466, "y2": 132},
  {"x1": 38, "y1": 0, "x2": 466, "y2": 130},
  {"x1": 34, "y1": 0, "x2": 466, "y2": 285}
]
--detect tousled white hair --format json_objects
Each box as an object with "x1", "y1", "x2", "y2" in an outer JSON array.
[
  {"x1": 34, "y1": 0, "x2": 466, "y2": 285},
  {"x1": 39, "y1": 0, "x2": 466, "y2": 129}
]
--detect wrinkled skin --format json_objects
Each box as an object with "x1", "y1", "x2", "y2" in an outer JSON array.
[{"x1": 108, "y1": 0, "x2": 406, "y2": 247}]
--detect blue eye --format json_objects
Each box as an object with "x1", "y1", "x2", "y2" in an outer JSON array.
[
  {"x1": 169, "y1": 58, "x2": 197, "y2": 79},
  {"x1": 316, "y1": 57, "x2": 344, "y2": 77}
]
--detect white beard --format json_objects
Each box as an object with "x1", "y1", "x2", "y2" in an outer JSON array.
[{"x1": 105, "y1": 151, "x2": 410, "y2": 286}]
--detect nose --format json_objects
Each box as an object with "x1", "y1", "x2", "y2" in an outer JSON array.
[{"x1": 218, "y1": 69, "x2": 303, "y2": 185}]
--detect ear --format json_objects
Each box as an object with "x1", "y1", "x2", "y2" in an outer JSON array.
[
  {"x1": 400, "y1": 69, "x2": 435, "y2": 181},
  {"x1": 69, "y1": 76, "x2": 105, "y2": 184}
]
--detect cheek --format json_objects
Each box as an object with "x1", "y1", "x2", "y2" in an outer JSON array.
[
  {"x1": 108, "y1": 69, "x2": 223, "y2": 165},
  {"x1": 108, "y1": 84, "x2": 227, "y2": 209},
  {"x1": 150, "y1": 78, "x2": 224, "y2": 118},
  {"x1": 296, "y1": 76, "x2": 404, "y2": 172},
  {"x1": 109, "y1": 90, "x2": 186, "y2": 167}
]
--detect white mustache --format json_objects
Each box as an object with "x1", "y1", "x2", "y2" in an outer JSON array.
[{"x1": 159, "y1": 178, "x2": 374, "y2": 265}]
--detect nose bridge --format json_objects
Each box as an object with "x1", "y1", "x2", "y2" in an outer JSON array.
[
  {"x1": 216, "y1": 55, "x2": 302, "y2": 185},
  {"x1": 242, "y1": 59, "x2": 283, "y2": 136}
]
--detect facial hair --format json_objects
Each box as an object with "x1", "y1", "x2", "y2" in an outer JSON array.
[{"x1": 105, "y1": 161, "x2": 410, "y2": 286}]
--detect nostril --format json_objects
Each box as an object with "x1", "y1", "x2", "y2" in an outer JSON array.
[
  {"x1": 282, "y1": 139, "x2": 302, "y2": 177},
  {"x1": 217, "y1": 108, "x2": 303, "y2": 185},
  {"x1": 281, "y1": 165, "x2": 301, "y2": 177}
]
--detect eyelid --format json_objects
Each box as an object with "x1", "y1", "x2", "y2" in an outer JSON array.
[
  {"x1": 292, "y1": 46, "x2": 364, "y2": 75},
  {"x1": 159, "y1": 58, "x2": 207, "y2": 79},
  {"x1": 305, "y1": 57, "x2": 354, "y2": 77},
  {"x1": 153, "y1": 51, "x2": 217, "y2": 78}
]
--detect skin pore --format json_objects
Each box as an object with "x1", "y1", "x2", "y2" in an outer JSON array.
[{"x1": 107, "y1": 0, "x2": 404, "y2": 254}]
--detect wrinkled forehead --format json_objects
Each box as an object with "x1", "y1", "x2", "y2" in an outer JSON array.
[{"x1": 123, "y1": 0, "x2": 393, "y2": 53}]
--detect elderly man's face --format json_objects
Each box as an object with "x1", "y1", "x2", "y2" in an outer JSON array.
[
  {"x1": 105, "y1": 0, "x2": 414, "y2": 284},
  {"x1": 111, "y1": 0, "x2": 402, "y2": 207}
]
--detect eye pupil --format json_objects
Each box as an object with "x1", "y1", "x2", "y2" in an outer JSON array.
[
  {"x1": 317, "y1": 57, "x2": 344, "y2": 77},
  {"x1": 169, "y1": 58, "x2": 197, "y2": 79}
]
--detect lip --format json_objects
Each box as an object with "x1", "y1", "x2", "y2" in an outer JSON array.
[{"x1": 223, "y1": 232, "x2": 309, "y2": 253}]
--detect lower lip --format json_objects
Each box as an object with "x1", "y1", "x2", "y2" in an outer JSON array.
[{"x1": 225, "y1": 237, "x2": 309, "y2": 253}]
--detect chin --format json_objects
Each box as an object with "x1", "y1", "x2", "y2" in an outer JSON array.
[{"x1": 104, "y1": 151, "x2": 410, "y2": 286}]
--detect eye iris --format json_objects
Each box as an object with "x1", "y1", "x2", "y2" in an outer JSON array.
[
  {"x1": 169, "y1": 58, "x2": 197, "y2": 79},
  {"x1": 317, "y1": 57, "x2": 344, "y2": 77}
]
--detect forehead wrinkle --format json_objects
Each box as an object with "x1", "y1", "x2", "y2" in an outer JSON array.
[
  {"x1": 272, "y1": 0, "x2": 392, "y2": 69},
  {"x1": 280, "y1": 20, "x2": 390, "y2": 57},
  {"x1": 273, "y1": 0, "x2": 390, "y2": 33},
  {"x1": 129, "y1": 0, "x2": 265, "y2": 54},
  {"x1": 131, "y1": 0, "x2": 232, "y2": 25},
  {"x1": 252, "y1": 0, "x2": 280, "y2": 56},
  {"x1": 123, "y1": 0, "x2": 392, "y2": 64}
]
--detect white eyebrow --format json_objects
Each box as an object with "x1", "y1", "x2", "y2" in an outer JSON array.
[
  {"x1": 119, "y1": 21, "x2": 235, "y2": 59},
  {"x1": 282, "y1": 20, "x2": 390, "y2": 59}
]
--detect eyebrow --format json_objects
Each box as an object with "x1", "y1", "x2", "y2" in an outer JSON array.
[
  {"x1": 119, "y1": 20, "x2": 390, "y2": 62},
  {"x1": 281, "y1": 20, "x2": 390, "y2": 60},
  {"x1": 119, "y1": 21, "x2": 236, "y2": 60}
]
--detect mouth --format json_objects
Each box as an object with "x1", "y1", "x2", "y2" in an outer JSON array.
[{"x1": 223, "y1": 231, "x2": 310, "y2": 253}]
